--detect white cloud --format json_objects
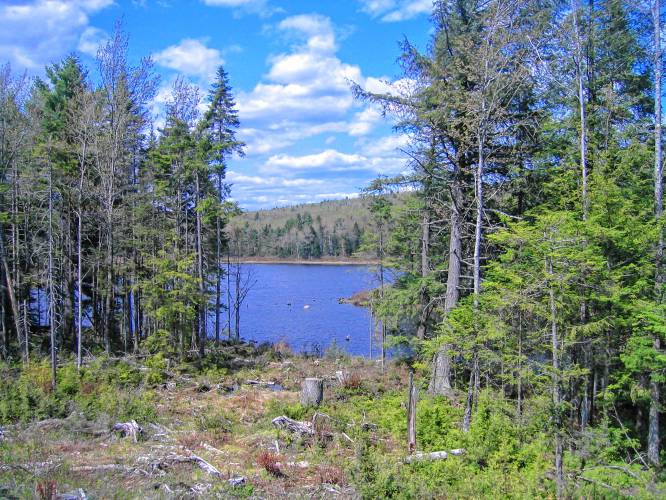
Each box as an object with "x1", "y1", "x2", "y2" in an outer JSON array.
[
  {"x1": 203, "y1": 0, "x2": 256, "y2": 5},
  {"x1": 261, "y1": 148, "x2": 407, "y2": 177},
  {"x1": 349, "y1": 106, "x2": 382, "y2": 136},
  {"x1": 237, "y1": 13, "x2": 387, "y2": 155},
  {"x1": 153, "y1": 39, "x2": 223, "y2": 80},
  {"x1": 0, "y1": 0, "x2": 113, "y2": 70},
  {"x1": 357, "y1": 134, "x2": 410, "y2": 156},
  {"x1": 77, "y1": 26, "x2": 108, "y2": 57},
  {"x1": 267, "y1": 150, "x2": 365, "y2": 170},
  {"x1": 227, "y1": 171, "x2": 325, "y2": 187},
  {"x1": 200, "y1": 0, "x2": 280, "y2": 17},
  {"x1": 359, "y1": 0, "x2": 432, "y2": 22},
  {"x1": 225, "y1": 13, "x2": 412, "y2": 209},
  {"x1": 315, "y1": 192, "x2": 360, "y2": 200}
]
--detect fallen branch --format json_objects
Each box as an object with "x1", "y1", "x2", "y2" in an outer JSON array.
[
  {"x1": 404, "y1": 449, "x2": 465, "y2": 463},
  {"x1": 0, "y1": 461, "x2": 61, "y2": 474},
  {"x1": 577, "y1": 475, "x2": 618, "y2": 493},
  {"x1": 165, "y1": 452, "x2": 222, "y2": 478},
  {"x1": 245, "y1": 379, "x2": 278, "y2": 386},
  {"x1": 202, "y1": 442, "x2": 225, "y2": 455},
  {"x1": 71, "y1": 464, "x2": 133, "y2": 473}
]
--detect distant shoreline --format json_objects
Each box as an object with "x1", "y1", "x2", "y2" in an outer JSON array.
[{"x1": 237, "y1": 257, "x2": 379, "y2": 266}]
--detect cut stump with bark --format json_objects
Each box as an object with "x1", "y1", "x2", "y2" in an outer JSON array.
[{"x1": 300, "y1": 377, "x2": 324, "y2": 407}]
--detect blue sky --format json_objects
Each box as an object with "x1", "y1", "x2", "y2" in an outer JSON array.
[{"x1": 1, "y1": 0, "x2": 432, "y2": 210}]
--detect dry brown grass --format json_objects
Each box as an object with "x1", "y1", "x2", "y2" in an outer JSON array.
[
  {"x1": 274, "y1": 338, "x2": 293, "y2": 356},
  {"x1": 257, "y1": 451, "x2": 283, "y2": 477},
  {"x1": 35, "y1": 479, "x2": 57, "y2": 500},
  {"x1": 316, "y1": 465, "x2": 347, "y2": 486},
  {"x1": 342, "y1": 372, "x2": 363, "y2": 390}
]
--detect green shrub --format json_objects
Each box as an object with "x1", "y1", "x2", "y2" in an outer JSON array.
[
  {"x1": 145, "y1": 353, "x2": 167, "y2": 385},
  {"x1": 265, "y1": 399, "x2": 308, "y2": 421}
]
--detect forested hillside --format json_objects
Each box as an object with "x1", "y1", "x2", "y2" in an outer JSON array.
[{"x1": 229, "y1": 194, "x2": 404, "y2": 259}]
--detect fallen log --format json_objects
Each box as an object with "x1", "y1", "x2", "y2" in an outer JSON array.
[
  {"x1": 404, "y1": 449, "x2": 465, "y2": 463},
  {"x1": 164, "y1": 452, "x2": 222, "y2": 478},
  {"x1": 71, "y1": 464, "x2": 133, "y2": 473},
  {"x1": 272, "y1": 415, "x2": 314, "y2": 436}
]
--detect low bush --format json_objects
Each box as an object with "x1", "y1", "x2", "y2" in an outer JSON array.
[{"x1": 257, "y1": 451, "x2": 283, "y2": 476}]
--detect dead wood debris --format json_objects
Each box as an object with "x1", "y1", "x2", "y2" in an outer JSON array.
[
  {"x1": 111, "y1": 420, "x2": 142, "y2": 442},
  {"x1": 404, "y1": 449, "x2": 465, "y2": 463}
]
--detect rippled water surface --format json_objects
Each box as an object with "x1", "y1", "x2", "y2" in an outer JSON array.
[{"x1": 226, "y1": 264, "x2": 380, "y2": 356}]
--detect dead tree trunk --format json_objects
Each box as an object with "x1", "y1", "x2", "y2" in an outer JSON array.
[
  {"x1": 407, "y1": 370, "x2": 418, "y2": 454},
  {"x1": 195, "y1": 172, "x2": 205, "y2": 358},
  {"x1": 0, "y1": 226, "x2": 22, "y2": 361},
  {"x1": 649, "y1": 0, "x2": 663, "y2": 468},
  {"x1": 300, "y1": 377, "x2": 324, "y2": 407},
  {"x1": 48, "y1": 161, "x2": 56, "y2": 391}
]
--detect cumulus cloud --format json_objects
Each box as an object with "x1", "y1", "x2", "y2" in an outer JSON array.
[
  {"x1": 200, "y1": 0, "x2": 280, "y2": 17},
  {"x1": 153, "y1": 39, "x2": 223, "y2": 80},
  {"x1": 236, "y1": 13, "x2": 393, "y2": 157},
  {"x1": 237, "y1": 15, "x2": 361, "y2": 129},
  {"x1": 0, "y1": 0, "x2": 113, "y2": 70},
  {"x1": 359, "y1": 0, "x2": 432, "y2": 22},
  {"x1": 223, "y1": 13, "x2": 414, "y2": 208},
  {"x1": 77, "y1": 26, "x2": 108, "y2": 57},
  {"x1": 227, "y1": 171, "x2": 325, "y2": 187},
  {"x1": 261, "y1": 148, "x2": 407, "y2": 178}
]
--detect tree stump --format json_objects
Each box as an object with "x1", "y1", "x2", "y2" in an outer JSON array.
[
  {"x1": 429, "y1": 349, "x2": 454, "y2": 398},
  {"x1": 300, "y1": 377, "x2": 324, "y2": 407}
]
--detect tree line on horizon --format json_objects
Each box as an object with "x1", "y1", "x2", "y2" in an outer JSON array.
[
  {"x1": 229, "y1": 196, "x2": 408, "y2": 259},
  {"x1": 356, "y1": 0, "x2": 666, "y2": 487},
  {"x1": 0, "y1": 25, "x2": 244, "y2": 379}
]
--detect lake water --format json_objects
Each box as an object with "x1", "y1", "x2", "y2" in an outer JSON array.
[{"x1": 223, "y1": 263, "x2": 381, "y2": 357}]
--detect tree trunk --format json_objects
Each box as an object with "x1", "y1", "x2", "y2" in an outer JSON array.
[
  {"x1": 407, "y1": 370, "x2": 418, "y2": 453},
  {"x1": 649, "y1": 0, "x2": 663, "y2": 468},
  {"x1": 429, "y1": 349, "x2": 455, "y2": 398},
  {"x1": 215, "y1": 206, "x2": 222, "y2": 344},
  {"x1": 572, "y1": 0, "x2": 589, "y2": 220},
  {"x1": 464, "y1": 130, "x2": 486, "y2": 430},
  {"x1": 0, "y1": 226, "x2": 22, "y2": 361},
  {"x1": 548, "y1": 256, "x2": 564, "y2": 498},
  {"x1": 430, "y1": 169, "x2": 462, "y2": 397},
  {"x1": 227, "y1": 250, "x2": 232, "y2": 339},
  {"x1": 195, "y1": 172, "x2": 206, "y2": 358},
  {"x1": 416, "y1": 210, "x2": 430, "y2": 340},
  {"x1": 48, "y1": 162, "x2": 56, "y2": 391},
  {"x1": 77, "y1": 209, "x2": 83, "y2": 370},
  {"x1": 300, "y1": 378, "x2": 324, "y2": 407}
]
